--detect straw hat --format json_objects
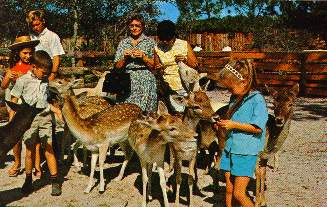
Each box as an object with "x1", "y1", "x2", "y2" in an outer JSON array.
[{"x1": 8, "y1": 35, "x2": 39, "y2": 50}]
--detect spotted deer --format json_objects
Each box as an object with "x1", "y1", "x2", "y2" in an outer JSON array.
[
  {"x1": 169, "y1": 89, "x2": 229, "y2": 206},
  {"x1": 255, "y1": 83, "x2": 299, "y2": 207},
  {"x1": 62, "y1": 93, "x2": 142, "y2": 193},
  {"x1": 128, "y1": 101, "x2": 198, "y2": 207}
]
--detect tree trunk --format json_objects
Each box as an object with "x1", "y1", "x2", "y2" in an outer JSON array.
[{"x1": 72, "y1": 0, "x2": 79, "y2": 67}]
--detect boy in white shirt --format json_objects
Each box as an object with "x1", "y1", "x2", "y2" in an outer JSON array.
[{"x1": 11, "y1": 50, "x2": 63, "y2": 196}]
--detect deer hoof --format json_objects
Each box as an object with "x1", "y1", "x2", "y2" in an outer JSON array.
[
  {"x1": 99, "y1": 182, "x2": 105, "y2": 193},
  {"x1": 84, "y1": 187, "x2": 91, "y2": 194},
  {"x1": 84, "y1": 182, "x2": 95, "y2": 194},
  {"x1": 113, "y1": 175, "x2": 123, "y2": 182}
]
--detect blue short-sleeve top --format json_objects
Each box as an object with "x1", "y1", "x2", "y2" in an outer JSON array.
[{"x1": 224, "y1": 90, "x2": 268, "y2": 155}]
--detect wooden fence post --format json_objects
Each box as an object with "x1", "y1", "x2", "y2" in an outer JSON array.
[{"x1": 299, "y1": 52, "x2": 306, "y2": 96}]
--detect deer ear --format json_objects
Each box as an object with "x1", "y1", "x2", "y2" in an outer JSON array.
[
  {"x1": 76, "y1": 91, "x2": 87, "y2": 99},
  {"x1": 266, "y1": 85, "x2": 278, "y2": 98},
  {"x1": 290, "y1": 83, "x2": 299, "y2": 98},
  {"x1": 157, "y1": 101, "x2": 168, "y2": 115},
  {"x1": 170, "y1": 94, "x2": 188, "y2": 107},
  {"x1": 201, "y1": 79, "x2": 210, "y2": 92}
]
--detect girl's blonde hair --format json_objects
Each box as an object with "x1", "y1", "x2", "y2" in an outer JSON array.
[
  {"x1": 219, "y1": 59, "x2": 257, "y2": 91},
  {"x1": 219, "y1": 59, "x2": 258, "y2": 119}
]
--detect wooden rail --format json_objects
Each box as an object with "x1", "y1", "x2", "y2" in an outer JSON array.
[
  {"x1": 196, "y1": 51, "x2": 327, "y2": 96},
  {"x1": 0, "y1": 50, "x2": 326, "y2": 96}
]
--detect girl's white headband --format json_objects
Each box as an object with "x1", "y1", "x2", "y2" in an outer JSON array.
[{"x1": 223, "y1": 64, "x2": 244, "y2": 80}]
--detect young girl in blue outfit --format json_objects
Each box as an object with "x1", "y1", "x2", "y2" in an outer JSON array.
[{"x1": 214, "y1": 59, "x2": 268, "y2": 207}]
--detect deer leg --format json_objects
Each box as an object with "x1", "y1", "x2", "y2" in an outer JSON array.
[
  {"x1": 175, "y1": 159, "x2": 182, "y2": 207},
  {"x1": 273, "y1": 153, "x2": 279, "y2": 171},
  {"x1": 72, "y1": 141, "x2": 82, "y2": 170},
  {"x1": 260, "y1": 166, "x2": 267, "y2": 206},
  {"x1": 188, "y1": 156, "x2": 196, "y2": 207},
  {"x1": 255, "y1": 162, "x2": 261, "y2": 207},
  {"x1": 84, "y1": 152, "x2": 98, "y2": 193},
  {"x1": 114, "y1": 141, "x2": 133, "y2": 181},
  {"x1": 98, "y1": 142, "x2": 110, "y2": 193},
  {"x1": 147, "y1": 163, "x2": 153, "y2": 201},
  {"x1": 60, "y1": 125, "x2": 70, "y2": 164},
  {"x1": 213, "y1": 149, "x2": 222, "y2": 170},
  {"x1": 166, "y1": 144, "x2": 175, "y2": 181},
  {"x1": 141, "y1": 165, "x2": 148, "y2": 207},
  {"x1": 82, "y1": 145, "x2": 88, "y2": 169},
  {"x1": 158, "y1": 166, "x2": 169, "y2": 207}
]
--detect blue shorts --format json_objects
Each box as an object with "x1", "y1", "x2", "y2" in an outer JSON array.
[{"x1": 220, "y1": 150, "x2": 257, "y2": 178}]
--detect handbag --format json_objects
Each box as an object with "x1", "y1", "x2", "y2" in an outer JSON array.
[{"x1": 102, "y1": 69, "x2": 131, "y2": 99}]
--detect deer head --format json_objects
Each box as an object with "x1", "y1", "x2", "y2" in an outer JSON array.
[
  {"x1": 266, "y1": 84, "x2": 299, "y2": 127},
  {"x1": 171, "y1": 89, "x2": 214, "y2": 120},
  {"x1": 49, "y1": 78, "x2": 85, "y2": 108},
  {"x1": 143, "y1": 101, "x2": 198, "y2": 143}
]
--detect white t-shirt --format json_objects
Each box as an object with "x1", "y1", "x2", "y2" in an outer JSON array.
[
  {"x1": 11, "y1": 71, "x2": 49, "y2": 109},
  {"x1": 31, "y1": 28, "x2": 65, "y2": 59}
]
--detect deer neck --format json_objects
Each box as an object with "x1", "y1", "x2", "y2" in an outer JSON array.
[
  {"x1": 129, "y1": 122, "x2": 167, "y2": 164},
  {"x1": 183, "y1": 108, "x2": 201, "y2": 130},
  {"x1": 62, "y1": 96, "x2": 100, "y2": 144}
]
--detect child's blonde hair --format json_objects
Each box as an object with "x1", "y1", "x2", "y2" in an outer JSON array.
[
  {"x1": 219, "y1": 59, "x2": 258, "y2": 119},
  {"x1": 219, "y1": 59, "x2": 257, "y2": 91},
  {"x1": 26, "y1": 10, "x2": 45, "y2": 25}
]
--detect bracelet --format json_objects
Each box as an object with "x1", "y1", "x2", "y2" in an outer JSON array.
[{"x1": 51, "y1": 71, "x2": 58, "y2": 74}]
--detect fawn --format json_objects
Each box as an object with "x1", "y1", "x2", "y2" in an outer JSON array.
[
  {"x1": 128, "y1": 101, "x2": 198, "y2": 207},
  {"x1": 255, "y1": 83, "x2": 299, "y2": 207},
  {"x1": 170, "y1": 89, "x2": 224, "y2": 206}
]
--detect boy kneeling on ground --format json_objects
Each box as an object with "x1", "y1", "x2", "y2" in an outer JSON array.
[{"x1": 10, "y1": 50, "x2": 63, "y2": 196}]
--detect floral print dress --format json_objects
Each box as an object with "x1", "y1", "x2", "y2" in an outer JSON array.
[{"x1": 114, "y1": 34, "x2": 157, "y2": 112}]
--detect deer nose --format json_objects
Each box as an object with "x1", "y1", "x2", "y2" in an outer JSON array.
[{"x1": 275, "y1": 117, "x2": 284, "y2": 125}]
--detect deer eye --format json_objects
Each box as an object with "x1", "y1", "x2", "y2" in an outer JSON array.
[
  {"x1": 169, "y1": 127, "x2": 177, "y2": 132},
  {"x1": 193, "y1": 105, "x2": 201, "y2": 110}
]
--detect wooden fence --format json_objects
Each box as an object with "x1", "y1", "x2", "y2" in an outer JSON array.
[
  {"x1": 196, "y1": 51, "x2": 327, "y2": 97},
  {"x1": 188, "y1": 33, "x2": 254, "y2": 51},
  {"x1": 0, "y1": 51, "x2": 326, "y2": 97}
]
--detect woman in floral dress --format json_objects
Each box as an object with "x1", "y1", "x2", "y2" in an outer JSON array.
[{"x1": 114, "y1": 15, "x2": 157, "y2": 112}]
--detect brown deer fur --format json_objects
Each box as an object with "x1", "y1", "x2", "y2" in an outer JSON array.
[
  {"x1": 128, "y1": 102, "x2": 197, "y2": 207},
  {"x1": 255, "y1": 84, "x2": 299, "y2": 207}
]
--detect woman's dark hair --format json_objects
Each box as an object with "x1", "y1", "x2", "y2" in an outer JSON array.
[
  {"x1": 9, "y1": 31, "x2": 35, "y2": 68},
  {"x1": 31, "y1": 50, "x2": 53, "y2": 75},
  {"x1": 128, "y1": 15, "x2": 145, "y2": 27},
  {"x1": 157, "y1": 20, "x2": 176, "y2": 41}
]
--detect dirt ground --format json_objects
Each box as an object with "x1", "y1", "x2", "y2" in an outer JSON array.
[{"x1": 0, "y1": 89, "x2": 326, "y2": 207}]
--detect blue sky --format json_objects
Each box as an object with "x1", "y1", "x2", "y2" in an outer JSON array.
[
  {"x1": 157, "y1": 2, "x2": 180, "y2": 22},
  {"x1": 157, "y1": 2, "x2": 238, "y2": 22}
]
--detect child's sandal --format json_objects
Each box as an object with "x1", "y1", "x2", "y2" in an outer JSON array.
[{"x1": 8, "y1": 167, "x2": 21, "y2": 177}]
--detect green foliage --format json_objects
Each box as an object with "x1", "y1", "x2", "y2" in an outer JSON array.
[{"x1": 60, "y1": 55, "x2": 73, "y2": 67}]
